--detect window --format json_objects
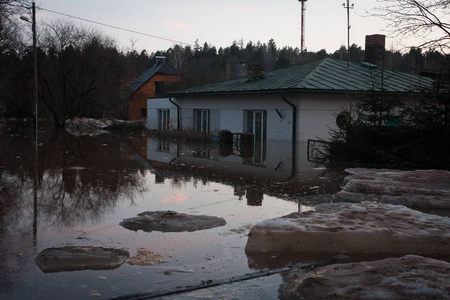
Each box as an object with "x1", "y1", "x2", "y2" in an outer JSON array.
[
  {"x1": 154, "y1": 81, "x2": 165, "y2": 96},
  {"x1": 244, "y1": 110, "x2": 267, "y2": 164},
  {"x1": 157, "y1": 140, "x2": 170, "y2": 152},
  {"x1": 193, "y1": 109, "x2": 210, "y2": 133},
  {"x1": 141, "y1": 108, "x2": 146, "y2": 117},
  {"x1": 158, "y1": 109, "x2": 170, "y2": 130}
]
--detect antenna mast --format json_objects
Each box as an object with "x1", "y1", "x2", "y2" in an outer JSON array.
[
  {"x1": 298, "y1": 0, "x2": 307, "y2": 52},
  {"x1": 343, "y1": 0, "x2": 354, "y2": 67}
]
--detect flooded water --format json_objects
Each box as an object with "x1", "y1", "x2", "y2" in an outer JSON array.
[{"x1": 0, "y1": 122, "x2": 345, "y2": 299}]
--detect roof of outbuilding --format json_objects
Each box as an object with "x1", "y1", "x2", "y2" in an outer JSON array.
[
  {"x1": 129, "y1": 60, "x2": 179, "y2": 93},
  {"x1": 169, "y1": 58, "x2": 434, "y2": 96}
]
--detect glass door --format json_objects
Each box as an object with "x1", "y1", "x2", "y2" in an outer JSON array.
[
  {"x1": 159, "y1": 109, "x2": 170, "y2": 130},
  {"x1": 246, "y1": 110, "x2": 266, "y2": 164}
]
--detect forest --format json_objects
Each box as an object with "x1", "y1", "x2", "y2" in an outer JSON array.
[{"x1": 0, "y1": 0, "x2": 448, "y2": 127}]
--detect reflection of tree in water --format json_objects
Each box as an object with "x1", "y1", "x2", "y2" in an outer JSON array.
[
  {"x1": 169, "y1": 169, "x2": 210, "y2": 189},
  {"x1": 0, "y1": 124, "x2": 148, "y2": 228},
  {"x1": 39, "y1": 167, "x2": 146, "y2": 227},
  {"x1": 0, "y1": 125, "x2": 148, "y2": 294}
]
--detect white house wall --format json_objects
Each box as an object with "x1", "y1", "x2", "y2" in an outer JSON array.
[
  {"x1": 173, "y1": 94, "x2": 294, "y2": 140},
  {"x1": 147, "y1": 97, "x2": 178, "y2": 130},
  {"x1": 297, "y1": 93, "x2": 352, "y2": 142},
  {"x1": 170, "y1": 93, "x2": 352, "y2": 142},
  {"x1": 180, "y1": 108, "x2": 193, "y2": 130}
]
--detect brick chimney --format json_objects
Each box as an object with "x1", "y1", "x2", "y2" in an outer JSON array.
[
  {"x1": 364, "y1": 34, "x2": 385, "y2": 66},
  {"x1": 247, "y1": 65, "x2": 265, "y2": 80}
]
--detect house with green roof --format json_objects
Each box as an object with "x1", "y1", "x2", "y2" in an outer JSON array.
[{"x1": 147, "y1": 57, "x2": 434, "y2": 143}]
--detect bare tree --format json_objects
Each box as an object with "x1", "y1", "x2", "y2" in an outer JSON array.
[
  {"x1": 370, "y1": 0, "x2": 450, "y2": 52},
  {"x1": 39, "y1": 20, "x2": 123, "y2": 125},
  {"x1": 0, "y1": 0, "x2": 30, "y2": 54},
  {"x1": 168, "y1": 44, "x2": 192, "y2": 71}
]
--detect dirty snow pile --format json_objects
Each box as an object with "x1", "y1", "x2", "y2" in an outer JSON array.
[
  {"x1": 35, "y1": 246, "x2": 130, "y2": 273},
  {"x1": 120, "y1": 210, "x2": 227, "y2": 232},
  {"x1": 65, "y1": 118, "x2": 114, "y2": 136},
  {"x1": 127, "y1": 249, "x2": 168, "y2": 266},
  {"x1": 278, "y1": 255, "x2": 450, "y2": 299},
  {"x1": 334, "y1": 168, "x2": 450, "y2": 209},
  {"x1": 245, "y1": 201, "x2": 450, "y2": 259},
  {"x1": 246, "y1": 168, "x2": 450, "y2": 298}
]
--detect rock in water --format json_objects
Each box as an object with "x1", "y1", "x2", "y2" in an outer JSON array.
[
  {"x1": 279, "y1": 255, "x2": 450, "y2": 300},
  {"x1": 245, "y1": 202, "x2": 450, "y2": 261},
  {"x1": 120, "y1": 210, "x2": 227, "y2": 232},
  {"x1": 35, "y1": 246, "x2": 130, "y2": 273}
]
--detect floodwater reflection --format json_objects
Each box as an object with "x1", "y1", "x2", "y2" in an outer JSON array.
[
  {"x1": 0, "y1": 124, "x2": 345, "y2": 299},
  {"x1": 145, "y1": 136, "x2": 343, "y2": 206}
]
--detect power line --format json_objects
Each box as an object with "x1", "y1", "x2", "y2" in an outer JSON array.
[{"x1": 39, "y1": 7, "x2": 193, "y2": 47}]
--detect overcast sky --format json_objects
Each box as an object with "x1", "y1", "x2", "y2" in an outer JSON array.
[{"x1": 32, "y1": 0, "x2": 407, "y2": 54}]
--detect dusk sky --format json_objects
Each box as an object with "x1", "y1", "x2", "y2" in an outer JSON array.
[{"x1": 32, "y1": 0, "x2": 414, "y2": 54}]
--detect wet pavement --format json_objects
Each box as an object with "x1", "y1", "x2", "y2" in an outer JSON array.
[{"x1": 0, "y1": 122, "x2": 345, "y2": 299}]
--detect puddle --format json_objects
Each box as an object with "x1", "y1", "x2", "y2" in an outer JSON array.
[{"x1": 0, "y1": 124, "x2": 345, "y2": 299}]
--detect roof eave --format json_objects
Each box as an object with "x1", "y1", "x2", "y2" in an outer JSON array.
[{"x1": 167, "y1": 88, "x2": 427, "y2": 97}]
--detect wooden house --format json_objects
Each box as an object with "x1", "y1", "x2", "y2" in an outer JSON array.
[{"x1": 127, "y1": 56, "x2": 181, "y2": 121}]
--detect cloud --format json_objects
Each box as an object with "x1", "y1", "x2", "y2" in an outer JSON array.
[{"x1": 163, "y1": 20, "x2": 188, "y2": 31}]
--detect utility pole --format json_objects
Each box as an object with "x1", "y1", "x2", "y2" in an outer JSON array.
[
  {"x1": 343, "y1": 0, "x2": 354, "y2": 67},
  {"x1": 32, "y1": 2, "x2": 37, "y2": 135},
  {"x1": 21, "y1": 2, "x2": 38, "y2": 134},
  {"x1": 31, "y1": 1, "x2": 38, "y2": 247},
  {"x1": 21, "y1": 1, "x2": 38, "y2": 247},
  {"x1": 298, "y1": 0, "x2": 307, "y2": 53}
]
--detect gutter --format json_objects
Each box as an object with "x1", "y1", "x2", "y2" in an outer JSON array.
[
  {"x1": 168, "y1": 97, "x2": 180, "y2": 130},
  {"x1": 167, "y1": 88, "x2": 427, "y2": 98},
  {"x1": 282, "y1": 94, "x2": 297, "y2": 181},
  {"x1": 282, "y1": 94, "x2": 297, "y2": 145}
]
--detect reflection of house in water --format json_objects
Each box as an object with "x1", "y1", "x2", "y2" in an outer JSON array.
[
  {"x1": 144, "y1": 136, "x2": 335, "y2": 206},
  {"x1": 246, "y1": 187, "x2": 264, "y2": 206}
]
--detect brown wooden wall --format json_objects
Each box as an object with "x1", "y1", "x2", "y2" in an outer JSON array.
[{"x1": 128, "y1": 73, "x2": 181, "y2": 121}]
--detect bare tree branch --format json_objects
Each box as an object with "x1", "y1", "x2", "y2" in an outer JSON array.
[{"x1": 369, "y1": 0, "x2": 450, "y2": 52}]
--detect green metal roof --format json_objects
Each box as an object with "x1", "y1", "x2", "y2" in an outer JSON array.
[{"x1": 169, "y1": 58, "x2": 434, "y2": 96}]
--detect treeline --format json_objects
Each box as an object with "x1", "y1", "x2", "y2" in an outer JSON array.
[
  {"x1": 162, "y1": 41, "x2": 448, "y2": 84},
  {"x1": 0, "y1": 1, "x2": 448, "y2": 125}
]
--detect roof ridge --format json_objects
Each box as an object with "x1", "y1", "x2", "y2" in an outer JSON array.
[
  {"x1": 169, "y1": 57, "x2": 433, "y2": 96},
  {"x1": 154, "y1": 60, "x2": 165, "y2": 71},
  {"x1": 129, "y1": 61, "x2": 178, "y2": 93},
  {"x1": 295, "y1": 58, "x2": 331, "y2": 88}
]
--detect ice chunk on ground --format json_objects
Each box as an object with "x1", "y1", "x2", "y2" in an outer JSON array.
[
  {"x1": 335, "y1": 168, "x2": 450, "y2": 209},
  {"x1": 35, "y1": 246, "x2": 129, "y2": 273},
  {"x1": 245, "y1": 202, "x2": 450, "y2": 261},
  {"x1": 278, "y1": 255, "x2": 450, "y2": 300},
  {"x1": 120, "y1": 210, "x2": 226, "y2": 232}
]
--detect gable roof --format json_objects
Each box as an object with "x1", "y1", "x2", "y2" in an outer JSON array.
[
  {"x1": 169, "y1": 58, "x2": 434, "y2": 96},
  {"x1": 129, "y1": 60, "x2": 179, "y2": 94}
]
